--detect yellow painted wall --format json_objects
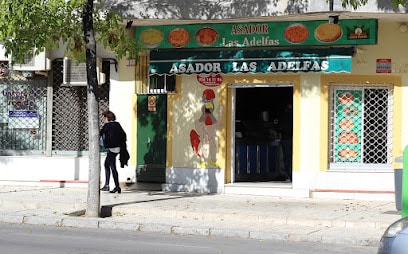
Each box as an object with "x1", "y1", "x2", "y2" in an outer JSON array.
[{"x1": 298, "y1": 74, "x2": 322, "y2": 174}]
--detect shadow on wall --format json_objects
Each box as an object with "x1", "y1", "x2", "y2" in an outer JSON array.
[
  {"x1": 105, "y1": 0, "x2": 406, "y2": 20},
  {"x1": 377, "y1": 0, "x2": 408, "y2": 11},
  {"x1": 171, "y1": 90, "x2": 202, "y2": 166},
  {"x1": 107, "y1": 0, "x2": 302, "y2": 19}
]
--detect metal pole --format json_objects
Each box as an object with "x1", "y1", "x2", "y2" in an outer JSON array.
[{"x1": 402, "y1": 146, "x2": 408, "y2": 217}]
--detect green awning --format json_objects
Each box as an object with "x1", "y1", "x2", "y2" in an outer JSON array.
[{"x1": 149, "y1": 47, "x2": 354, "y2": 75}]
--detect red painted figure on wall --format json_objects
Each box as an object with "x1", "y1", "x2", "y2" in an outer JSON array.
[{"x1": 190, "y1": 89, "x2": 223, "y2": 168}]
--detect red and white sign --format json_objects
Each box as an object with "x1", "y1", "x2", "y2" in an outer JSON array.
[
  {"x1": 147, "y1": 96, "x2": 156, "y2": 111},
  {"x1": 197, "y1": 73, "x2": 223, "y2": 87},
  {"x1": 376, "y1": 59, "x2": 392, "y2": 73}
]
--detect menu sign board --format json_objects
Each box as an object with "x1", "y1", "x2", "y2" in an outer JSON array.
[
  {"x1": 334, "y1": 90, "x2": 362, "y2": 162},
  {"x1": 136, "y1": 19, "x2": 377, "y2": 49}
]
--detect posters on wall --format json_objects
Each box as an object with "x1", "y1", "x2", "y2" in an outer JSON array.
[{"x1": 335, "y1": 90, "x2": 362, "y2": 162}]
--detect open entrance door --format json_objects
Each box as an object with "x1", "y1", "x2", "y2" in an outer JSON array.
[
  {"x1": 232, "y1": 84, "x2": 293, "y2": 182},
  {"x1": 136, "y1": 94, "x2": 167, "y2": 183}
]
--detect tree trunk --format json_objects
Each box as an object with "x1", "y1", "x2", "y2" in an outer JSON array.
[{"x1": 83, "y1": 0, "x2": 101, "y2": 217}]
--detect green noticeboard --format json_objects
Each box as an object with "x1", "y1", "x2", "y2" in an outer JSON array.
[{"x1": 135, "y1": 19, "x2": 377, "y2": 49}]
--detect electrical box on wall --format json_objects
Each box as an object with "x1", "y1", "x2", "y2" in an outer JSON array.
[{"x1": 62, "y1": 57, "x2": 106, "y2": 86}]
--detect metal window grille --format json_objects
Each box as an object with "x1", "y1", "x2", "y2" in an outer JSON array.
[
  {"x1": 51, "y1": 59, "x2": 110, "y2": 152},
  {"x1": 0, "y1": 64, "x2": 48, "y2": 153},
  {"x1": 0, "y1": 61, "x2": 9, "y2": 77},
  {"x1": 329, "y1": 85, "x2": 393, "y2": 168},
  {"x1": 148, "y1": 74, "x2": 176, "y2": 94}
]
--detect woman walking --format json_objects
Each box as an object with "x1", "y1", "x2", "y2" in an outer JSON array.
[{"x1": 100, "y1": 110, "x2": 127, "y2": 193}]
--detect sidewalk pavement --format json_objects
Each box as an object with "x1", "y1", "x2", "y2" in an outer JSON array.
[{"x1": 0, "y1": 184, "x2": 402, "y2": 248}]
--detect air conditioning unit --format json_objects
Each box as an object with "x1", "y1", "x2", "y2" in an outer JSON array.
[
  {"x1": 12, "y1": 48, "x2": 51, "y2": 71},
  {"x1": 62, "y1": 57, "x2": 106, "y2": 86},
  {"x1": 0, "y1": 43, "x2": 11, "y2": 62}
]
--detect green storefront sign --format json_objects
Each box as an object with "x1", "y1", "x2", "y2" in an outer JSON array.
[
  {"x1": 136, "y1": 19, "x2": 377, "y2": 49},
  {"x1": 149, "y1": 48, "x2": 354, "y2": 74}
]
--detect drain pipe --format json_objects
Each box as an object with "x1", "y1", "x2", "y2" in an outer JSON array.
[{"x1": 402, "y1": 146, "x2": 408, "y2": 217}]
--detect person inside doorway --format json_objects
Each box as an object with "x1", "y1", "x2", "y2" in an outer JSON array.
[{"x1": 280, "y1": 103, "x2": 293, "y2": 181}]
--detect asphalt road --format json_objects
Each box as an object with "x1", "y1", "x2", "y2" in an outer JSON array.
[{"x1": 0, "y1": 222, "x2": 379, "y2": 254}]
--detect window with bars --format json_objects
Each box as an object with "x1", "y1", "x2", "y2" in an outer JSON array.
[
  {"x1": 329, "y1": 85, "x2": 393, "y2": 168},
  {"x1": 51, "y1": 59, "x2": 110, "y2": 152},
  {"x1": 0, "y1": 75, "x2": 48, "y2": 153},
  {"x1": 148, "y1": 74, "x2": 176, "y2": 93},
  {"x1": 0, "y1": 59, "x2": 112, "y2": 155},
  {"x1": 0, "y1": 61, "x2": 9, "y2": 77}
]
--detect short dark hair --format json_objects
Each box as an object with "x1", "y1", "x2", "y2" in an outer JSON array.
[{"x1": 102, "y1": 110, "x2": 116, "y2": 121}]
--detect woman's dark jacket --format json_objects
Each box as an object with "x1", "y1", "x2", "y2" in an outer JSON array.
[
  {"x1": 100, "y1": 121, "x2": 126, "y2": 148},
  {"x1": 100, "y1": 121, "x2": 130, "y2": 167}
]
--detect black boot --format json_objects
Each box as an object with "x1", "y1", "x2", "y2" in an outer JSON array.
[{"x1": 110, "y1": 187, "x2": 121, "y2": 194}]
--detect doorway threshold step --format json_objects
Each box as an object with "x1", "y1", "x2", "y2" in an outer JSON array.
[{"x1": 224, "y1": 183, "x2": 310, "y2": 198}]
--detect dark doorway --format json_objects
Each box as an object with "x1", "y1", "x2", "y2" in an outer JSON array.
[{"x1": 234, "y1": 86, "x2": 293, "y2": 182}]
